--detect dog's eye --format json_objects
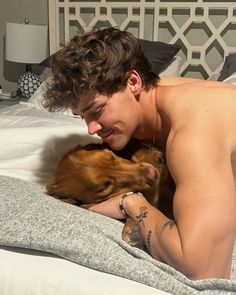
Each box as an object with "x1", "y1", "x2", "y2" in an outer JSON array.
[
  {"x1": 95, "y1": 179, "x2": 114, "y2": 193},
  {"x1": 100, "y1": 180, "x2": 113, "y2": 190},
  {"x1": 103, "y1": 180, "x2": 113, "y2": 187}
]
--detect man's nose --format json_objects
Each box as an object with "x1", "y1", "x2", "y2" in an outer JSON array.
[{"x1": 87, "y1": 120, "x2": 102, "y2": 135}]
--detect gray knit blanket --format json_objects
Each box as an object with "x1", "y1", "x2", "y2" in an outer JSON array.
[{"x1": 0, "y1": 175, "x2": 236, "y2": 294}]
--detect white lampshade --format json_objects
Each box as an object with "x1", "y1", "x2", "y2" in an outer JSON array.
[{"x1": 5, "y1": 22, "x2": 48, "y2": 64}]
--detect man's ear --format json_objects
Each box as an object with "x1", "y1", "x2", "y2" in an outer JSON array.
[{"x1": 127, "y1": 70, "x2": 142, "y2": 97}]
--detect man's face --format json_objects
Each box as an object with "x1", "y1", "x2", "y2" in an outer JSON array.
[{"x1": 72, "y1": 85, "x2": 141, "y2": 150}]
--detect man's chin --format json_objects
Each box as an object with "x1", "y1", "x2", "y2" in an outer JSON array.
[{"x1": 104, "y1": 136, "x2": 129, "y2": 151}]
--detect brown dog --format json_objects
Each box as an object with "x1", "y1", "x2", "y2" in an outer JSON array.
[{"x1": 46, "y1": 140, "x2": 175, "y2": 248}]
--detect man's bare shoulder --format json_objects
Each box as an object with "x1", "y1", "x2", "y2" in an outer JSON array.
[
  {"x1": 159, "y1": 76, "x2": 201, "y2": 86},
  {"x1": 157, "y1": 77, "x2": 236, "y2": 121},
  {"x1": 159, "y1": 76, "x2": 236, "y2": 89}
]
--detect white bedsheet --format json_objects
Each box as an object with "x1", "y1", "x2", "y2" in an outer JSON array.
[
  {"x1": 0, "y1": 246, "x2": 168, "y2": 295},
  {"x1": 0, "y1": 102, "x2": 100, "y2": 184}
]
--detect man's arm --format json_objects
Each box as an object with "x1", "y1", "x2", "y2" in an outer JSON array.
[
  {"x1": 123, "y1": 132, "x2": 236, "y2": 279},
  {"x1": 122, "y1": 195, "x2": 184, "y2": 265}
]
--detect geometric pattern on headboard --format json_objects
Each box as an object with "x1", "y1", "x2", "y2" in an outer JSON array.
[{"x1": 48, "y1": 0, "x2": 236, "y2": 79}]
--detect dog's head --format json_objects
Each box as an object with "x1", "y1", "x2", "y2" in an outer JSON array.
[{"x1": 46, "y1": 143, "x2": 164, "y2": 206}]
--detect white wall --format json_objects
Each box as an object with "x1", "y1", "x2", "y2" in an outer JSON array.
[{"x1": 0, "y1": 0, "x2": 48, "y2": 92}]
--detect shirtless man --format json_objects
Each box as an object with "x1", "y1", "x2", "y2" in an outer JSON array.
[{"x1": 45, "y1": 27, "x2": 236, "y2": 280}]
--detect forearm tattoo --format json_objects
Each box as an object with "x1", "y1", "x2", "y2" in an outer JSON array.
[
  {"x1": 159, "y1": 220, "x2": 176, "y2": 237},
  {"x1": 136, "y1": 206, "x2": 148, "y2": 226},
  {"x1": 146, "y1": 230, "x2": 152, "y2": 253},
  {"x1": 135, "y1": 207, "x2": 152, "y2": 252},
  {"x1": 145, "y1": 220, "x2": 176, "y2": 255},
  {"x1": 135, "y1": 207, "x2": 176, "y2": 255}
]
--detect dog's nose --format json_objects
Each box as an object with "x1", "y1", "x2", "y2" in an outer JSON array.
[{"x1": 144, "y1": 163, "x2": 159, "y2": 184}]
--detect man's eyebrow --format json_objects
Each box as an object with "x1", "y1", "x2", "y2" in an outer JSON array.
[{"x1": 81, "y1": 101, "x2": 96, "y2": 114}]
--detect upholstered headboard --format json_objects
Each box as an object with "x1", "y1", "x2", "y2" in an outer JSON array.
[{"x1": 48, "y1": 0, "x2": 236, "y2": 79}]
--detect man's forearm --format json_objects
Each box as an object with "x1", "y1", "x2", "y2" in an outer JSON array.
[
  {"x1": 123, "y1": 195, "x2": 184, "y2": 268},
  {"x1": 123, "y1": 195, "x2": 234, "y2": 280}
]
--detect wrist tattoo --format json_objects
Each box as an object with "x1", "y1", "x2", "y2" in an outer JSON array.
[
  {"x1": 159, "y1": 219, "x2": 176, "y2": 236},
  {"x1": 136, "y1": 206, "x2": 148, "y2": 226}
]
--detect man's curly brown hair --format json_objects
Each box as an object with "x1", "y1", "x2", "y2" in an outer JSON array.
[{"x1": 43, "y1": 27, "x2": 159, "y2": 112}]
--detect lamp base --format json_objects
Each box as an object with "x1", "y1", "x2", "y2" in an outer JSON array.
[{"x1": 18, "y1": 71, "x2": 41, "y2": 99}]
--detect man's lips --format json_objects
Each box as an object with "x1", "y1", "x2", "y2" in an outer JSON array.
[{"x1": 98, "y1": 130, "x2": 114, "y2": 141}]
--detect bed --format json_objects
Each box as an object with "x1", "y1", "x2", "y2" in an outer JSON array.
[{"x1": 1, "y1": 0, "x2": 236, "y2": 294}]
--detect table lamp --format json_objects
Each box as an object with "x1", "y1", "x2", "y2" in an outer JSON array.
[{"x1": 5, "y1": 19, "x2": 48, "y2": 98}]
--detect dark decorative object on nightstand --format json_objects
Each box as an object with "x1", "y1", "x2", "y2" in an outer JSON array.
[{"x1": 17, "y1": 64, "x2": 41, "y2": 98}]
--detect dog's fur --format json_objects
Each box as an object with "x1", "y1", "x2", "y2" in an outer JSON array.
[{"x1": 46, "y1": 140, "x2": 175, "y2": 247}]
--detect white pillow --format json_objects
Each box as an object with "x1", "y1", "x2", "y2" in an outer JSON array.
[
  {"x1": 28, "y1": 80, "x2": 74, "y2": 116},
  {"x1": 160, "y1": 56, "x2": 183, "y2": 77},
  {"x1": 222, "y1": 72, "x2": 236, "y2": 85}
]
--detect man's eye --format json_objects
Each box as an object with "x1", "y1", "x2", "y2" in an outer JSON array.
[
  {"x1": 92, "y1": 106, "x2": 103, "y2": 115},
  {"x1": 72, "y1": 113, "x2": 84, "y2": 120}
]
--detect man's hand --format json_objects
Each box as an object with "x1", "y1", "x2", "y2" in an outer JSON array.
[{"x1": 87, "y1": 194, "x2": 126, "y2": 219}]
